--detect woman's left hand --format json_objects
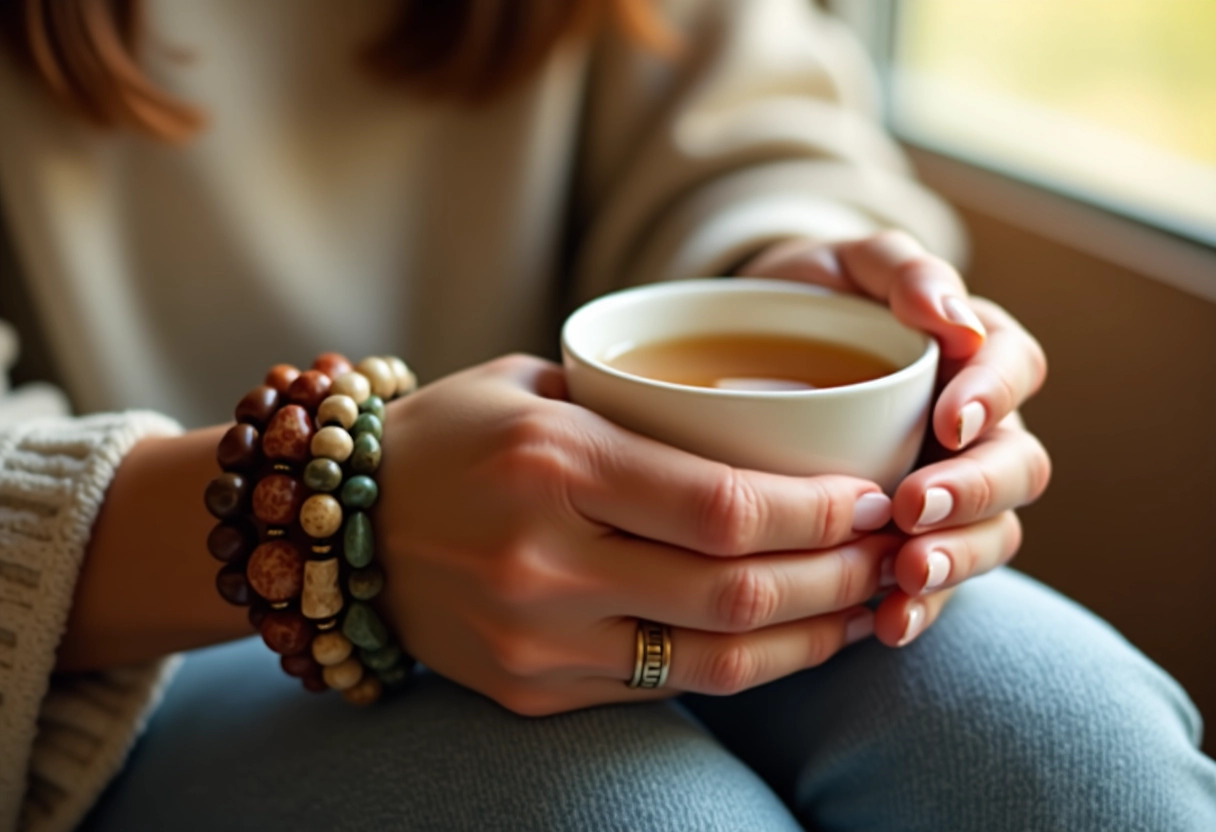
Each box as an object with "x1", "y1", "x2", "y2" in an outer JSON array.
[{"x1": 739, "y1": 231, "x2": 1051, "y2": 647}]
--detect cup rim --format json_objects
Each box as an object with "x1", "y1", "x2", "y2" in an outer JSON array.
[{"x1": 561, "y1": 278, "x2": 940, "y2": 399}]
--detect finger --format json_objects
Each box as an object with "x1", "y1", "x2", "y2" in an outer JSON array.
[
  {"x1": 873, "y1": 585, "x2": 955, "y2": 647},
  {"x1": 737, "y1": 238, "x2": 857, "y2": 293},
  {"x1": 893, "y1": 511, "x2": 1022, "y2": 596},
  {"x1": 892, "y1": 424, "x2": 1051, "y2": 533}
]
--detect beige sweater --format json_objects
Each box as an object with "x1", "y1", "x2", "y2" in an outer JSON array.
[{"x1": 0, "y1": 0, "x2": 960, "y2": 828}]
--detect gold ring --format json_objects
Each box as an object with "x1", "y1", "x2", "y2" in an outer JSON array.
[{"x1": 627, "y1": 620, "x2": 672, "y2": 689}]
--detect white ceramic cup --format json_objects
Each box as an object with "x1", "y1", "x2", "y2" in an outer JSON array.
[{"x1": 561, "y1": 279, "x2": 939, "y2": 492}]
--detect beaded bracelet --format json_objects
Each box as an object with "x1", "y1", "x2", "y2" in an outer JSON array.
[{"x1": 204, "y1": 353, "x2": 416, "y2": 704}]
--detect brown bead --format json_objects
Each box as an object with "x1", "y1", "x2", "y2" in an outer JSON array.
[
  {"x1": 322, "y1": 656, "x2": 364, "y2": 690},
  {"x1": 246, "y1": 539, "x2": 305, "y2": 603},
  {"x1": 311, "y1": 631, "x2": 354, "y2": 666},
  {"x1": 248, "y1": 603, "x2": 269, "y2": 629},
  {"x1": 287, "y1": 369, "x2": 333, "y2": 411},
  {"x1": 301, "y1": 670, "x2": 329, "y2": 693},
  {"x1": 252, "y1": 473, "x2": 304, "y2": 527},
  {"x1": 281, "y1": 652, "x2": 321, "y2": 678},
  {"x1": 234, "y1": 385, "x2": 280, "y2": 428},
  {"x1": 216, "y1": 423, "x2": 260, "y2": 471},
  {"x1": 204, "y1": 472, "x2": 249, "y2": 520},
  {"x1": 262, "y1": 404, "x2": 314, "y2": 464},
  {"x1": 341, "y1": 675, "x2": 383, "y2": 706},
  {"x1": 260, "y1": 610, "x2": 314, "y2": 655},
  {"x1": 265, "y1": 363, "x2": 300, "y2": 394},
  {"x1": 302, "y1": 557, "x2": 344, "y2": 620},
  {"x1": 313, "y1": 352, "x2": 353, "y2": 380},
  {"x1": 215, "y1": 564, "x2": 252, "y2": 606},
  {"x1": 207, "y1": 520, "x2": 257, "y2": 563}
]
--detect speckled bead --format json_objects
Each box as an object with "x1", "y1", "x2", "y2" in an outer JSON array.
[
  {"x1": 246, "y1": 539, "x2": 305, "y2": 603},
  {"x1": 358, "y1": 395, "x2": 386, "y2": 423},
  {"x1": 311, "y1": 631, "x2": 354, "y2": 666},
  {"x1": 235, "y1": 385, "x2": 280, "y2": 428},
  {"x1": 287, "y1": 369, "x2": 333, "y2": 411},
  {"x1": 260, "y1": 610, "x2": 314, "y2": 655},
  {"x1": 343, "y1": 511, "x2": 374, "y2": 568},
  {"x1": 356, "y1": 357, "x2": 396, "y2": 400},
  {"x1": 348, "y1": 564, "x2": 384, "y2": 601},
  {"x1": 340, "y1": 475, "x2": 378, "y2": 510},
  {"x1": 303, "y1": 457, "x2": 343, "y2": 493},
  {"x1": 252, "y1": 473, "x2": 304, "y2": 527},
  {"x1": 322, "y1": 657, "x2": 364, "y2": 691},
  {"x1": 215, "y1": 563, "x2": 253, "y2": 606},
  {"x1": 313, "y1": 352, "x2": 353, "y2": 380},
  {"x1": 350, "y1": 412, "x2": 382, "y2": 442},
  {"x1": 341, "y1": 675, "x2": 383, "y2": 706},
  {"x1": 207, "y1": 520, "x2": 257, "y2": 563},
  {"x1": 280, "y1": 652, "x2": 321, "y2": 678},
  {"x1": 204, "y1": 472, "x2": 249, "y2": 520},
  {"x1": 331, "y1": 370, "x2": 371, "y2": 405},
  {"x1": 386, "y1": 356, "x2": 417, "y2": 397},
  {"x1": 349, "y1": 432, "x2": 381, "y2": 475},
  {"x1": 216, "y1": 423, "x2": 260, "y2": 471},
  {"x1": 302, "y1": 558, "x2": 344, "y2": 620},
  {"x1": 359, "y1": 643, "x2": 402, "y2": 672},
  {"x1": 264, "y1": 363, "x2": 300, "y2": 394},
  {"x1": 310, "y1": 425, "x2": 353, "y2": 463},
  {"x1": 299, "y1": 494, "x2": 343, "y2": 539},
  {"x1": 316, "y1": 394, "x2": 358, "y2": 429},
  {"x1": 262, "y1": 404, "x2": 315, "y2": 464},
  {"x1": 342, "y1": 601, "x2": 388, "y2": 651}
]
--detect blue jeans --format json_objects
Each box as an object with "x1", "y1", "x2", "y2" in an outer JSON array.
[{"x1": 82, "y1": 570, "x2": 1216, "y2": 831}]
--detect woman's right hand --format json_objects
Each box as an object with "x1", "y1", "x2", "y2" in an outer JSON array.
[{"x1": 377, "y1": 354, "x2": 897, "y2": 715}]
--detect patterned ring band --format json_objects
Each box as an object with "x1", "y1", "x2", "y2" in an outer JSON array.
[{"x1": 627, "y1": 619, "x2": 672, "y2": 689}]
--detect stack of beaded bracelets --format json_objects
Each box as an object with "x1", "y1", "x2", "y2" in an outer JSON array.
[{"x1": 204, "y1": 352, "x2": 416, "y2": 705}]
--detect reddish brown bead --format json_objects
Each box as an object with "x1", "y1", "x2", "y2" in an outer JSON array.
[
  {"x1": 287, "y1": 369, "x2": 333, "y2": 411},
  {"x1": 246, "y1": 539, "x2": 305, "y2": 602},
  {"x1": 234, "y1": 385, "x2": 280, "y2": 428},
  {"x1": 260, "y1": 610, "x2": 314, "y2": 655},
  {"x1": 313, "y1": 352, "x2": 353, "y2": 380},
  {"x1": 301, "y1": 670, "x2": 329, "y2": 693},
  {"x1": 262, "y1": 404, "x2": 314, "y2": 464},
  {"x1": 248, "y1": 603, "x2": 269, "y2": 629},
  {"x1": 216, "y1": 423, "x2": 260, "y2": 471},
  {"x1": 281, "y1": 652, "x2": 321, "y2": 678},
  {"x1": 265, "y1": 363, "x2": 301, "y2": 394},
  {"x1": 252, "y1": 473, "x2": 304, "y2": 526},
  {"x1": 207, "y1": 520, "x2": 257, "y2": 563},
  {"x1": 216, "y1": 564, "x2": 253, "y2": 606},
  {"x1": 204, "y1": 472, "x2": 249, "y2": 520}
]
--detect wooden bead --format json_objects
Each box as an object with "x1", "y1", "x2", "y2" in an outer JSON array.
[
  {"x1": 262, "y1": 404, "x2": 314, "y2": 464},
  {"x1": 340, "y1": 475, "x2": 378, "y2": 510},
  {"x1": 300, "y1": 494, "x2": 343, "y2": 539},
  {"x1": 303, "y1": 457, "x2": 343, "y2": 493},
  {"x1": 264, "y1": 363, "x2": 300, "y2": 394},
  {"x1": 260, "y1": 610, "x2": 314, "y2": 655},
  {"x1": 356, "y1": 357, "x2": 396, "y2": 399},
  {"x1": 342, "y1": 601, "x2": 388, "y2": 651},
  {"x1": 331, "y1": 371, "x2": 371, "y2": 404},
  {"x1": 302, "y1": 558, "x2": 344, "y2": 620},
  {"x1": 301, "y1": 670, "x2": 329, "y2": 693},
  {"x1": 252, "y1": 473, "x2": 304, "y2": 526},
  {"x1": 207, "y1": 520, "x2": 257, "y2": 563},
  {"x1": 316, "y1": 394, "x2": 358, "y2": 429},
  {"x1": 386, "y1": 356, "x2": 417, "y2": 397},
  {"x1": 310, "y1": 425, "x2": 353, "y2": 463},
  {"x1": 351, "y1": 412, "x2": 382, "y2": 441},
  {"x1": 248, "y1": 602, "x2": 269, "y2": 629},
  {"x1": 235, "y1": 385, "x2": 279, "y2": 427},
  {"x1": 216, "y1": 423, "x2": 260, "y2": 471},
  {"x1": 287, "y1": 369, "x2": 333, "y2": 411},
  {"x1": 349, "y1": 432, "x2": 381, "y2": 475},
  {"x1": 215, "y1": 564, "x2": 252, "y2": 606},
  {"x1": 312, "y1": 352, "x2": 353, "y2": 380},
  {"x1": 246, "y1": 539, "x2": 305, "y2": 603},
  {"x1": 204, "y1": 472, "x2": 248, "y2": 520},
  {"x1": 281, "y1": 652, "x2": 321, "y2": 678},
  {"x1": 341, "y1": 675, "x2": 383, "y2": 706},
  {"x1": 322, "y1": 657, "x2": 364, "y2": 691},
  {"x1": 311, "y1": 631, "x2": 354, "y2": 666},
  {"x1": 348, "y1": 565, "x2": 384, "y2": 601},
  {"x1": 343, "y1": 511, "x2": 374, "y2": 568}
]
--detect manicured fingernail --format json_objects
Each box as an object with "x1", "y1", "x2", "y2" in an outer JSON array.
[
  {"x1": 942, "y1": 296, "x2": 987, "y2": 339},
  {"x1": 917, "y1": 487, "x2": 953, "y2": 527},
  {"x1": 879, "y1": 555, "x2": 898, "y2": 589},
  {"x1": 846, "y1": 610, "x2": 875, "y2": 645},
  {"x1": 923, "y1": 549, "x2": 952, "y2": 592},
  {"x1": 957, "y1": 401, "x2": 987, "y2": 448},
  {"x1": 897, "y1": 602, "x2": 926, "y2": 646},
  {"x1": 852, "y1": 492, "x2": 892, "y2": 531}
]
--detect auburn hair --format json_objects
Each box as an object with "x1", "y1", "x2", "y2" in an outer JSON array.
[{"x1": 0, "y1": 0, "x2": 672, "y2": 144}]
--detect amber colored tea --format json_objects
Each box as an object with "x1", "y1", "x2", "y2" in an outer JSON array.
[{"x1": 605, "y1": 332, "x2": 898, "y2": 391}]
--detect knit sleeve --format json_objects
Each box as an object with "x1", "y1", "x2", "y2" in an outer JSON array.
[{"x1": 0, "y1": 409, "x2": 183, "y2": 832}]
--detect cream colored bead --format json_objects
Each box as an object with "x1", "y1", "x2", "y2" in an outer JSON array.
[
  {"x1": 317, "y1": 394, "x2": 358, "y2": 429},
  {"x1": 311, "y1": 425, "x2": 353, "y2": 463},
  {"x1": 356, "y1": 357, "x2": 396, "y2": 399},
  {"x1": 341, "y1": 675, "x2": 384, "y2": 706},
  {"x1": 385, "y1": 356, "x2": 417, "y2": 397},
  {"x1": 302, "y1": 558, "x2": 344, "y2": 620},
  {"x1": 299, "y1": 493, "x2": 343, "y2": 539},
  {"x1": 331, "y1": 370, "x2": 371, "y2": 404},
  {"x1": 312, "y1": 631, "x2": 354, "y2": 666},
  {"x1": 322, "y1": 656, "x2": 364, "y2": 691}
]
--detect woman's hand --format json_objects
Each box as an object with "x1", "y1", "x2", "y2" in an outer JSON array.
[
  {"x1": 378, "y1": 355, "x2": 900, "y2": 715},
  {"x1": 740, "y1": 232, "x2": 1051, "y2": 647}
]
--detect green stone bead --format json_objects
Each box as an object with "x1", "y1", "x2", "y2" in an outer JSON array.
[
  {"x1": 344, "y1": 511, "x2": 375, "y2": 568},
  {"x1": 348, "y1": 564, "x2": 384, "y2": 600},
  {"x1": 349, "y1": 432, "x2": 382, "y2": 475},
  {"x1": 340, "y1": 475, "x2": 379, "y2": 509},
  {"x1": 303, "y1": 458, "x2": 343, "y2": 493},
  {"x1": 377, "y1": 663, "x2": 411, "y2": 688},
  {"x1": 342, "y1": 601, "x2": 388, "y2": 651},
  {"x1": 351, "y1": 412, "x2": 383, "y2": 441},
  {"x1": 360, "y1": 643, "x2": 402, "y2": 671},
  {"x1": 359, "y1": 395, "x2": 386, "y2": 423}
]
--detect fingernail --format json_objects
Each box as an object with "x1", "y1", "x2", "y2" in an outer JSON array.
[
  {"x1": 917, "y1": 487, "x2": 953, "y2": 527},
  {"x1": 852, "y1": 492, "x2": 892, "y2": 531},
  {"x1": 957, "y1": 401, "x2": 987, "y2": 448},
  {"x1": 897, "y1": 602, "x2": 926, "y2": 646},
  {"x1": 846, "y1": 610, "x2": 875, "y2": 645},
  {"x1": 923, "y1": 550, "x2": 952, "y2": 592},
  {"x1": 879, "y1": 555, "x2": 898, "y2": 589},
  {"x1": 942, "y1": 296, "x2": 987, "y2": 339}
]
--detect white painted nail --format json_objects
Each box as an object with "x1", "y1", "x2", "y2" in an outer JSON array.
[
  {"x1": 917, "y1": 487, "x2": 953, "y2": 527},
  {"x1": 846, "y1": 611, "x2": 875, "y2": 645},
  {"x1": 924, "y1": 550, "x2": 952, "y2": 592},
  {"x1": 852, "y1": 492, "x2": 892, "y2": 531},
  {"x1": 957, "y1": 401, "x2": 987, "y2": 449},
  {"x1": 897, "y1": 603, "x2": 926, "y2": 646},
  {"x1": 879, "y1": 555, "x2": 898, "y2": 590},
  {"x1": 942, "y1": 296, "x2": 987, "y2": 339}
]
